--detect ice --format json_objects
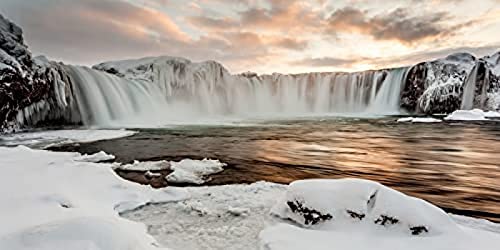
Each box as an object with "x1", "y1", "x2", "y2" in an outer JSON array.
[
  {"x1": 261, "y1": 178, "x2": 500, "y2": 250},
  {"x1": 166, "y1": 158, "x2": 227, "y2": 184},
  {"x1": 397, "y1": 117, "x2": 442, "y2": 123},
  {"x1": 117, "y1": 160, "x2": 170, "y2": 171},
  {"x1": 444, "y1": 109, "x2": 489, "y2": 121},
  {"x1": 74, "y1": 151, "x2": 115, "y2": 163},
  {"x1": 122, "y1": 182, "x2": 286, "y2": 250},
  {"x1": 0, "y1": 129, "x2": 137, "y2": 148},
  {"x1": 0, "y1": 146, "x2": 189, "y2": 250}
]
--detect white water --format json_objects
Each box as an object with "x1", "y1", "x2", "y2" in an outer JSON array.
[{"x1": 64, "y1": 65, "x2": 409, "y2": 127}]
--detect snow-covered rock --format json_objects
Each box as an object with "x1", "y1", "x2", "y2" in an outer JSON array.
[
  {"x1": 0, "y1": 14, "x2": 53, "y2": 131},
  {"x1": 402, "y1": 52, "x2": 500, "y2": 114},
  {"x1": 0, "y1": 146, "x2": 189, "y2": 250},
  {"x1": 262, "y1": 178, "x2": 500, "y2": 250},
  {"x1": 166, "y1": 158, "x2": 227, "y2": 184}
]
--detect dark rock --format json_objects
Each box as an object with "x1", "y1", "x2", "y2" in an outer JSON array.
[
  {"x1": 401, "y1": 63, "x2": 427, "y2": 112},
  {"x1": 374, "y1": 214, "x2": 399, "y2": 226},
  {"x1": 409, "y1": 225, "x2": 429, "y2": 235},
  {"x1": 346, "y1": 210, "x2": 365, "y2": 220},
  {"x1": 287, "y1": 199, "x2": 333, "y2": 225}
]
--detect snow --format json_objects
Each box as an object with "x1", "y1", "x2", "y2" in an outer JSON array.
[
  {"x1": 166, "y1": 158, "x2": 227, "y2": 184},
  {"x1": 0, "y1": 146, "x2": 189, "y2": 250},
  {"x1": 116, "y1": 160, "x2": 170, "y2": 171},
  {"x1": 122, "y1": 182, "x2": 286, "y2": 250},
  {"x1": 2, "y1": 145, "x2": 497, "y2": 250},
  {"x1": 397, "y1": 117, "x2": 442, "y2": 123},
  {"x1": 444, "y1": 109, "x2": 489, "y2": 121},
  {"x1": 0, "y1": 129, "x2": 137, "y2": 148},
  {"x1": 74, "y1": 151, "x2": 115, "y2": 163},
  {"x1": 261, "y1": 178, "x2": 500, "y2": 250},
  {"x1": 123, "y1": 179, "x2": 500, "y2": 250}
]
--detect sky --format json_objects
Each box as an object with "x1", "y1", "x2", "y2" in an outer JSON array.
[{"x1": 1, "y1": 0, "x2": 499, "y2": 74}]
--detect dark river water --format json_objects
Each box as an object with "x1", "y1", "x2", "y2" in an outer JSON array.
[{"x1": 53, "y1": 117, "x2": 500, "y2": 221}]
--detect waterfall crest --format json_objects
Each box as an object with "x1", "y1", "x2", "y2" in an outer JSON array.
[{"x1": 60, "y1": 60, "x2": 410, "y2": 127}]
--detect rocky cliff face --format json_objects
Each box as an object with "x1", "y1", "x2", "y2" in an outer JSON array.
[
  {"x1": 0, "y1": 15, "x2": 80, "y2": 132},
  {"x1": 0, "y1": 14, "x2": 48, "y2": 131},
  {"x1": 401, "y1": 53, "x2": 500, "y2": 114}
]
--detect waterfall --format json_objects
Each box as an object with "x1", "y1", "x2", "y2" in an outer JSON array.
[
  {"x1": 66, "y1": 66, "x2": 172, "y2": 127},
  {"x1": 461, "y1": 64, "x2": 478, "y2": 110},
  {"x1": 59, "y1": 63, "x2": 410, "y2": 127}
]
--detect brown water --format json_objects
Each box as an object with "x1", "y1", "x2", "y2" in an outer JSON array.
[{"x1": 53, "y1": 117, "x2": 500, "y2": 221}]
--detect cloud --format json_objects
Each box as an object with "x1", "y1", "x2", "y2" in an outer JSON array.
[
  {"x1": 0, "y1": 0, "x2": 189, "y2": 64},
  {"x1": 327, "y1": 7, "x2": 458, "y2": 44},
  {"x1": 293, "y1": 57, "x2": 360, "y2": 67}
]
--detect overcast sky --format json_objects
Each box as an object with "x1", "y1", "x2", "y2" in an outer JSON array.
[{"x1": 1, "y1": 0, "x2": 499, "y2": 74}]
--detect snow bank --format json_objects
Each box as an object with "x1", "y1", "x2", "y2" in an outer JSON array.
[
  {"x1": 262, "y1": 178, "x2": 500, "y2": 250},
  {"x1": 0, "y1": 146, "x2": 188, "y2": 250},
  {"x1": 166, "y1": 159, "x2": 227, "y2": 184},
  {"x1": 74, "y1": 151, "x2": 115, "y2": 163},
  {"x1": 397, "y1": 117, "x2": 442, "y2": 123},
  {"x1": 0, "y1": 129, "x2": 137, "y2": 148}
]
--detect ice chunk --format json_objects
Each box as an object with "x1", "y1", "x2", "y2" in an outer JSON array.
[
  {"x1": 74, "y1": 151, "x2": 115, "y2": 163},
  {"x1": 166, "y1": 159, "x2": 227, "y2": 184},
  {"x1": 116, "y1": 160, "x2": 170, "y2": 171}
]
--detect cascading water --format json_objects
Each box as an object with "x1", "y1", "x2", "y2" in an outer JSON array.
[
  {"x1": 66, "y1": 66, "x2": 172, "y2": 127},
  {"x1": 461, "y1": 64, "x2": 478, "y2": 110},
  {"x1": 61, "y1": 61, "x2": 410, "y2": 127}
]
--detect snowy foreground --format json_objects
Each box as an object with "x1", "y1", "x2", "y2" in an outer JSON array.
[{"x1": 1, "y1": 146, "x2": 499, "y2": 250}]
